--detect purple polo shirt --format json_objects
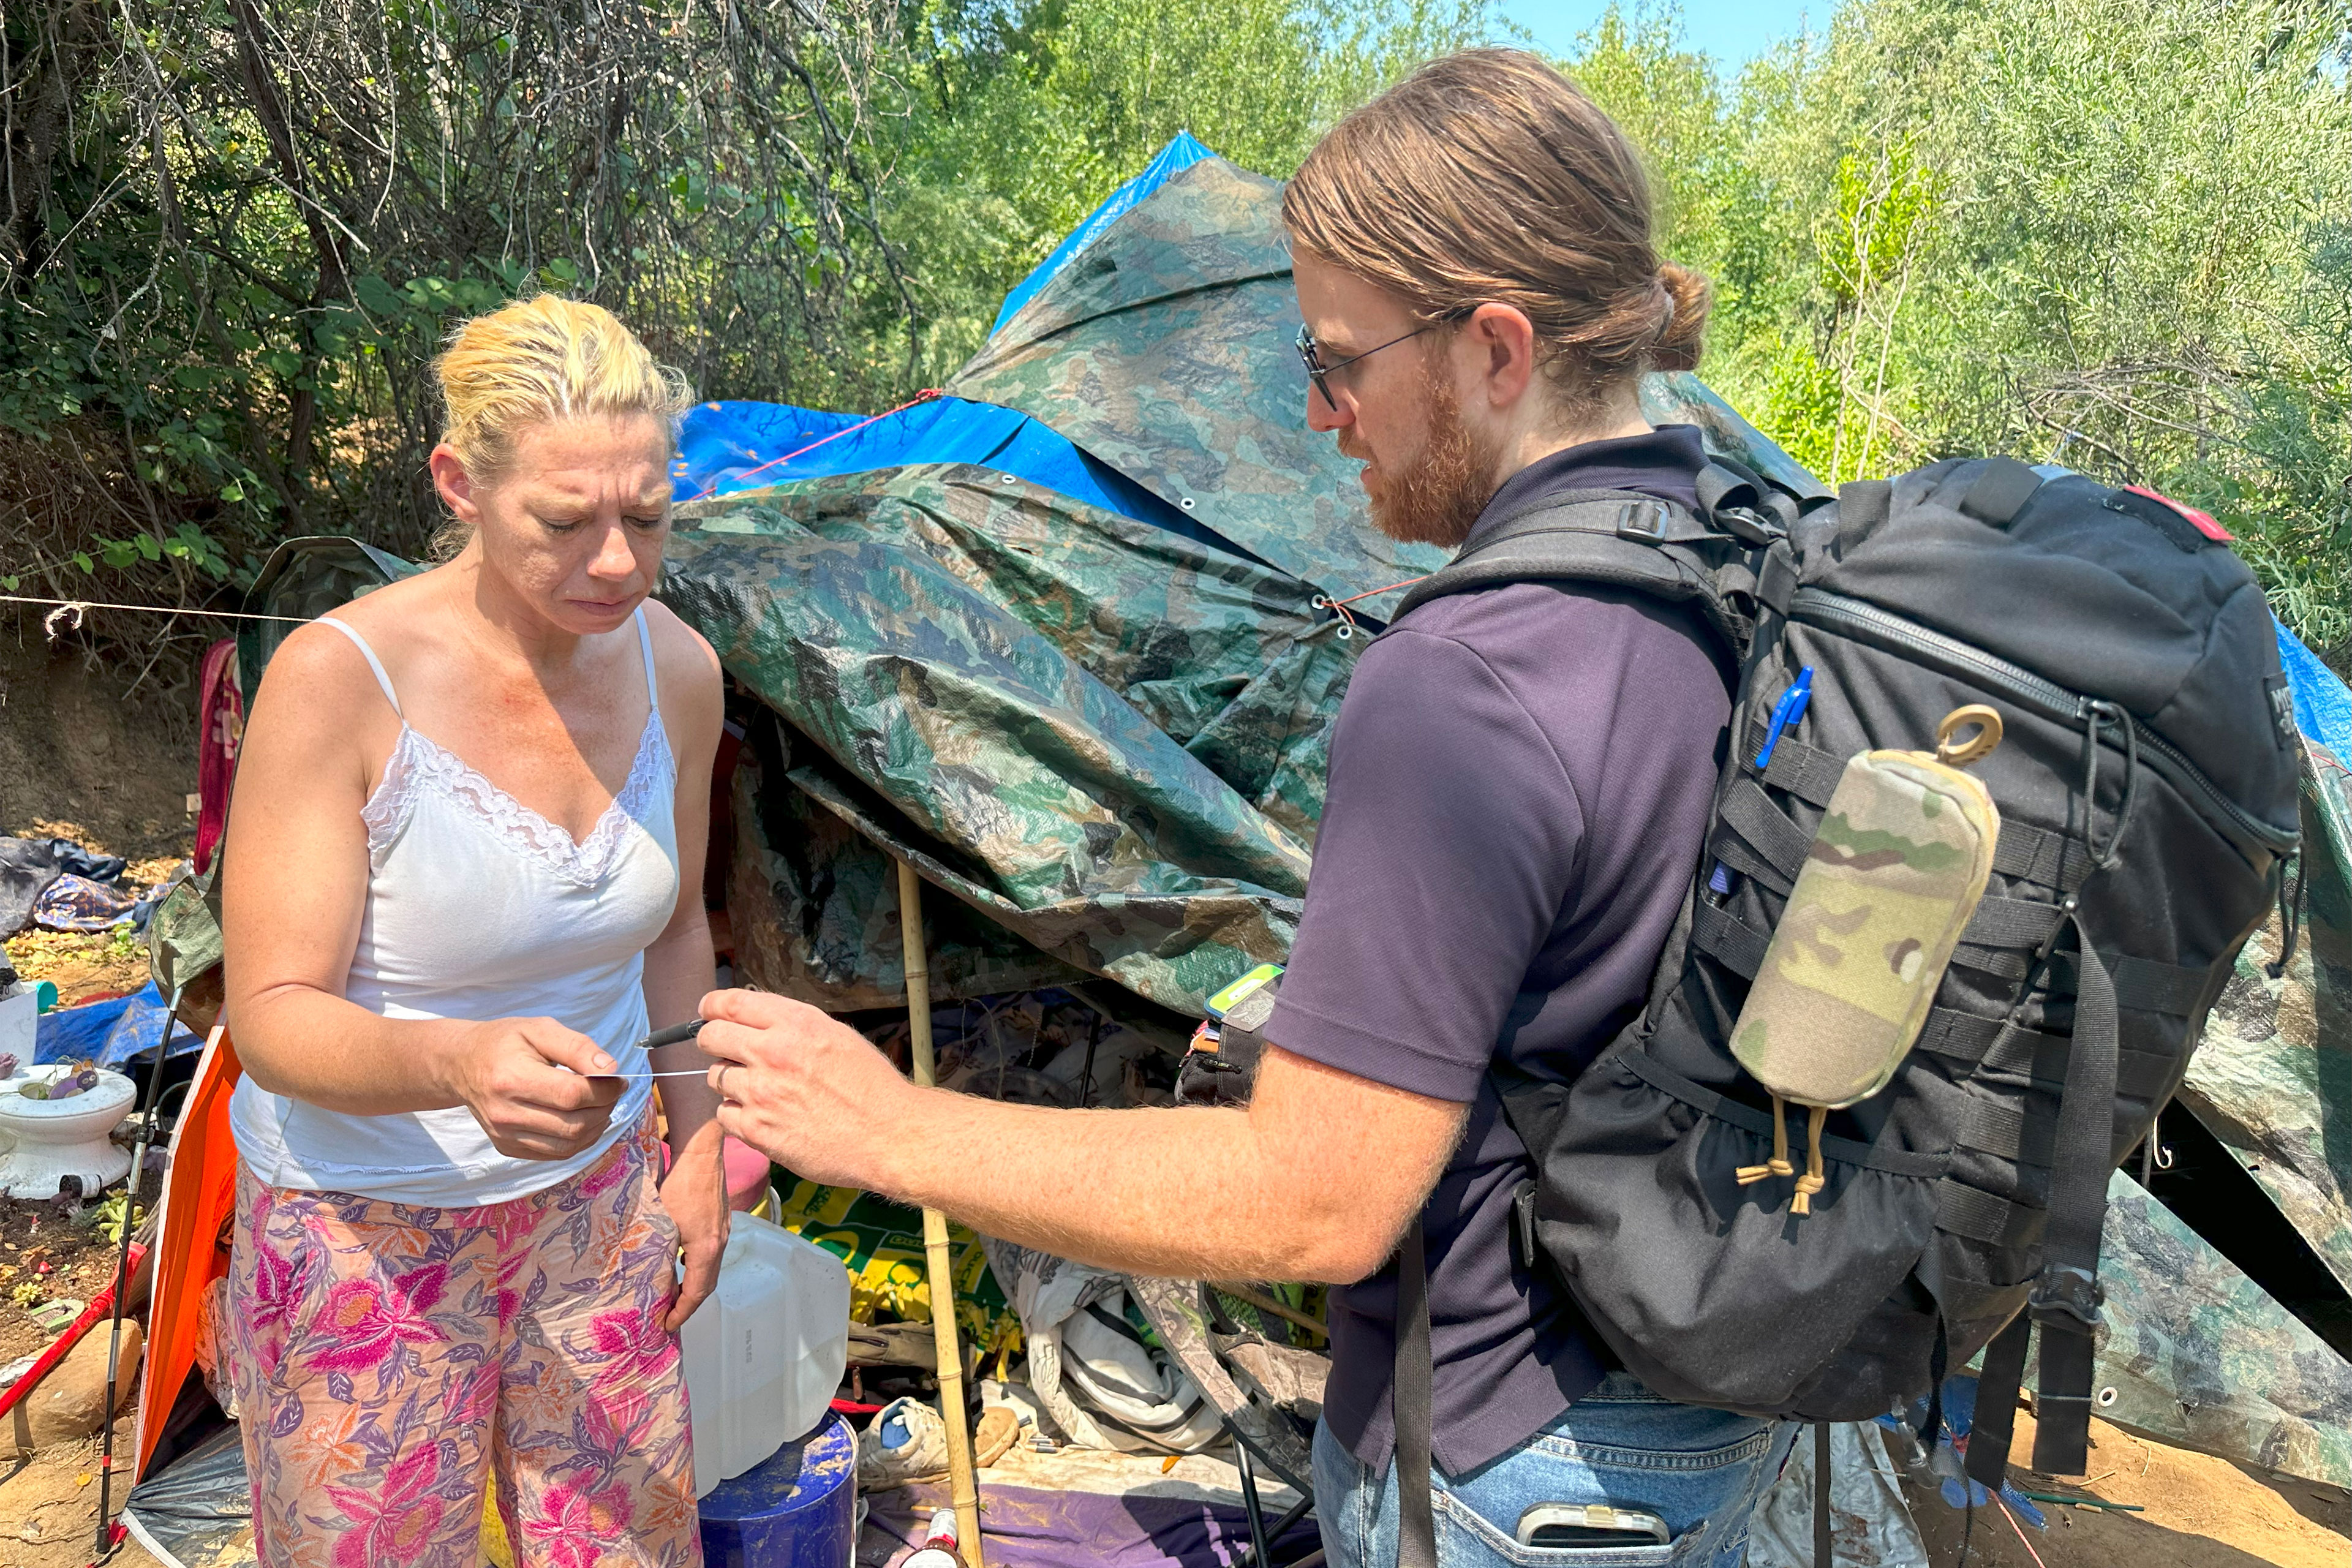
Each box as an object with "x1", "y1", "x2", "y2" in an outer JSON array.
[{"x1": 1265, "y1": 425, "x2": 1730, "y2": 1476}]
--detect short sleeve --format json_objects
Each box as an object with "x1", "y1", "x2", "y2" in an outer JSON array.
[{"x1": 1264, "y1": 628, "x2": 1587, "y2": 1102}]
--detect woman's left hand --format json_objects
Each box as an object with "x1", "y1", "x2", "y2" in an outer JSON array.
[{"x1": 658, "y1": 1123, "x2": 731, "y2": 1332}]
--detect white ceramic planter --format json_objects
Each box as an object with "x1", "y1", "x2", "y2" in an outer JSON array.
[{"x1": 0, "y1": 1066, "x2": 135, "y2": 1200}]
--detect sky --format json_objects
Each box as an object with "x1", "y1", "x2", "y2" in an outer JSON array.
[{"x1": 1497, "y1": 1, "x2": 1834, "y2": 67}]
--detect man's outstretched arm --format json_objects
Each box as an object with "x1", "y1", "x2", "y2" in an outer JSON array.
[{"x1": 696, "y1": 988, "x2": 1468, "y2": 1285}]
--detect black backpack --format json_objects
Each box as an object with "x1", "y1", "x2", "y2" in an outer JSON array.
[{"x1": 1376, "y1": 456, "x2": 2302, "y2": 1564}]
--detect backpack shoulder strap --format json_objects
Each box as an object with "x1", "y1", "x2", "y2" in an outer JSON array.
[
  {"x1": 1393, "y1": 489, "x2": 1708, "y2": 620},
  {"x1": 1393, "y1": 480, "x2": 1771, "y2": 660}
]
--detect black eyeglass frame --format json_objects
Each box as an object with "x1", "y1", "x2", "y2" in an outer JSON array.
[{"x1": 1294, "y1": 309, "x2": 1473, "y2": 412}]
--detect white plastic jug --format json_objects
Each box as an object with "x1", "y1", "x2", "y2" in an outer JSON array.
[{"x1": 680, "y1": 1208, "x2": 853, "y2": 1497}]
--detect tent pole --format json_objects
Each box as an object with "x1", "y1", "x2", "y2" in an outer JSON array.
[{"x1": 897, "y1": 860, "x2": 985, "y2": 1567}]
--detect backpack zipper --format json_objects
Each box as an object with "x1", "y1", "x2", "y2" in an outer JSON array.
[{"x1": 1789, "y1": 587, "x2": 2297, "y2": 855}]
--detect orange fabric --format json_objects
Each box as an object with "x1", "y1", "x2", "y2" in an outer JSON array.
[{"x1": 135, "y1": 1028, "x2": 245, "y2": 1482}]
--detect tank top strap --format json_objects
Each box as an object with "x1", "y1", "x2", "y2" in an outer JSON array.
[
  {"x1": 633, "y1": 606, "x2": 658, "y2": 710},
  {"x1": 318, "y1": 616, "x2": 404, "y2": 718}
]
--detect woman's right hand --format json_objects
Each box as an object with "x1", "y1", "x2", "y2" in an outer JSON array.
[{"x1": 441, "y1": 1017, "x2": 627, "y2": 1160}]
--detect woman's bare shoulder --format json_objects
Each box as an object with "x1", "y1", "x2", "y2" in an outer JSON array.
[
  {"x1": 641, "y1": 598, "x2": 722, "y2": 698},
  {"x1": 253, "y1": 574, "x2": 445, "y2": 729},
  {"x1": 641, "y1": 599, "x2": 723, "y2": 758},
  {"x1": 317, "y1": 570, "x2": 447, "y2": 646}
]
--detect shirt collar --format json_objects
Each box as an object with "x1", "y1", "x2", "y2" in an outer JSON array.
[{"x1": 1464, "y1": 424, "x2": 1708, "y2": 552}]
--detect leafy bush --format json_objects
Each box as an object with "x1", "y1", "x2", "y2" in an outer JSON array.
[{"x1": 2, "y1": 0, "x2": 2347, "y2": 663}]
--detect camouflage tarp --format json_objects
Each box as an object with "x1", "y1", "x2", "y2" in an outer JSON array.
[
  {"x1": 950, "y1": 154, "x2": 1820, "y2": 627},
  {"x1": 664, "y1": 466, "x2": 1322, "y2": 1012},
  {"x1": 684, "y1": 153, "x2": 1821, "y2": 1013},
  {"x1": 2069, "y1": 1167, "x2": 2352, "y2": 1487},
  {"x1": 2184, "y1": 739, "x2": 2352, "y2": 1294}
]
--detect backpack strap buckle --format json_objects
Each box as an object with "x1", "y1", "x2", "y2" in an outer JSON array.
[
  {"x1": 2027, "y1": 1262, "x2": 2105, "y2": 1329},
  {"x1": 1511, "y1": 1178, "x2": 1540, "y2": 1272},
  {"x1": 1616, "y1": 500, "x2": 1668, "y2": 542}
]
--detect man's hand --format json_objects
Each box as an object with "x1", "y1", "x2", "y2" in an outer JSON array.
[
  {"x1": 698, "y1": 989, "x2": 916, "y2": 1189},
  {"x1": 658, "y1": 1120, "x2": 731, "y2": 1332}
]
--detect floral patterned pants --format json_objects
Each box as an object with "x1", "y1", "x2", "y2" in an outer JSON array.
[{"x1": 224, "y1": 1120, "x2": 701, "y2": 1568}]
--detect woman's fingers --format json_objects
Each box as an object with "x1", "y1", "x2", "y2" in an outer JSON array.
[
  {"x1": 486, "y1": 1104, "x2": 614, "y2": 1152},
  {"x1": 510, "y1": 1068, "x2": 625, "y2": 1114},
  {"x1": 486, "y1": 1129, "x2": 603, "y2": 1160},
  {"x1": 516, "y1": 1018, "x2": 620, "y2": 1076}
]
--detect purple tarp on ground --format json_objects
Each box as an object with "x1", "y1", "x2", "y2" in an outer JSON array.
[{"x1": 861, "y1": 1481, "x2": 1320, "y2": 1567}]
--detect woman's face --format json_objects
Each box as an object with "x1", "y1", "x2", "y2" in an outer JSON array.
[{"x1": 431, "y1": 412, "x2": 674, "y2": 638}]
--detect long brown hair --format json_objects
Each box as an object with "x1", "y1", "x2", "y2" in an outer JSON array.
[{"x1": 1283, "y1": 49, "x2": 1709, "y2": 410}]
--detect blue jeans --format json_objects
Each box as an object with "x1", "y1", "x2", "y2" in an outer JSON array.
[{"x1": 1311, "y1": 1374, "x2": 1796, "y2": 1567}]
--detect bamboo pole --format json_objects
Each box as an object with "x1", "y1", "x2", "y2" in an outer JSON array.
[{"x1": 897, "y1": 859, "x2": 984, "y2": 1567}]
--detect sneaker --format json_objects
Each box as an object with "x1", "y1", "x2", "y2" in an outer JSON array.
[{"x1": 858, "y1": 1396, "x2": 949, "y2": 1490}]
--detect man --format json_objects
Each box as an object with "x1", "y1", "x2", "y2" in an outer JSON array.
[{"x1": 699, "y1": 48, "x2": 1792, "y2": 1567}]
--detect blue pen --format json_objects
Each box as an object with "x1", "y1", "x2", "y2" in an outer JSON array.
[
  {"x1": 1708, "y1": 667, "x2": 1816, "y2": 897},
  {"x1": 1752, "y1": 666, "x2": 1815, "y2": 770}
]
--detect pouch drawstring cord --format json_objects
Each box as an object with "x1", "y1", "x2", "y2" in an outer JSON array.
[
  {"x1": 1735, "y1": 1095, "x2": 1796, "y2": 1186},
  {"x1": 1793, "y1": 1106, "x2": 1829, "y2": 1215},
  {"x1": 1735, "y1": 1097, "x2": 1827, "y2": 1214}
]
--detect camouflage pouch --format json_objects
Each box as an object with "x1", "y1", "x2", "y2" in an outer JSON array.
[{"x1": 1731, "y1": 706, "x2": 2004, "y2": 1213}]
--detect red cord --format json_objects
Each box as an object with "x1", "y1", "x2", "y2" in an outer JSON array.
[
  {"x1": 1996, "y1": 1496, "x2": 2050, "y2": 1568},
  {"x1": 695, "y1": 389, "x2": 946, "y2": 499},
  {"x1": 1328, "y1": 575, "x2": 1430, "y2": 608},
  {"x1": 1317, "y1": 573, "x2": 1430, "y2": 636}
]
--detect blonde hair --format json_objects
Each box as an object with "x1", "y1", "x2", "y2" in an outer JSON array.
[
  {"x1": 1284, "y1": 50, "x2": 1709, "y2": 406},
  {"x1": 432, "y1": 292, "x2": 694, "y2": 481}
]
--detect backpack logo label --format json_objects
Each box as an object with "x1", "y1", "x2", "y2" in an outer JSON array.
[{"x1": 2267, "y1": 676, "x2": 2299, "y2": 752}]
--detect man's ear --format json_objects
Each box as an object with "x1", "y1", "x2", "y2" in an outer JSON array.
[{"x1": 1464, "y1": 302, "x2": 1539, "y2": 410}]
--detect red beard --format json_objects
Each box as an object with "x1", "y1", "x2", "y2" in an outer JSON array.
[{"x1": 1360, "y1": 369, "x2": 1501, "y2": 550}]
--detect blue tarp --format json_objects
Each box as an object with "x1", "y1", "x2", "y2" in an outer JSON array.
[
  {"x1": 670, "y1": 395, "x2": 1194, "y2": 537},
  {"x1": 667, "y1": 134, "x2": 1273, "y2": 562},
  {"x1": 989, "y1": 132, "x2": 1217, "y2": 337},
  {"x1": 34, "y1": 980, "x2": 202, "y2": 1068},
  {"x1": 2278, "y1": 618, "x2": 2352, "y2": 763}
]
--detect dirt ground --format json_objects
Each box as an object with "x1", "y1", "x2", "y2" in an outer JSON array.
[
  {"x1": 1909, "y1": 1406, "x2": 2352, "y2": 1567},
  {"x1": 0, "y1": 1193, "x2": 143, "y2": 1370},
  {"x1": 0, "y1": 624, "x2": 198, "y2": 870},
  {"x1": 0, "y1": 1412, "x2": 164, "y2": 1568},
  {"x1": 0, "y1": 1409, "x2": 2326, "y2": 1567},
  {"x1": 0, "y1": 612, "x2": 200, "y2": 1010}
]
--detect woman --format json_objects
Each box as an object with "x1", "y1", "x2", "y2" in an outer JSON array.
[{"x1": 221, "y1": 294, "x2": 726, "y2": 1568}]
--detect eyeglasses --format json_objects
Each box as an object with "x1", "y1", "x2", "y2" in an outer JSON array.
[{"x1": 1294, "y1": 312, "x2": 1468, "y2": 412}]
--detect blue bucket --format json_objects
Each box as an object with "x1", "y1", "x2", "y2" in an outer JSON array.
[{"x1": 697, "y1": 1411, "x2": 858, "y2": 1568}]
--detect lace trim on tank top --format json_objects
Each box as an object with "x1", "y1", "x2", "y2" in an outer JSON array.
[{"x1": 362, "y1": 712, "x2": 674, "y2": 885}]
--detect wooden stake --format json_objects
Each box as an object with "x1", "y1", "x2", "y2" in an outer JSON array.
[{"x1": 898, "y1": 859, "x2": 984, "y2": 1567}]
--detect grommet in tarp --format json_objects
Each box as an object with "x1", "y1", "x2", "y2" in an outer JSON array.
[{"x1": 1179, "y1": 497, "x2": 1196, "y2": 511}]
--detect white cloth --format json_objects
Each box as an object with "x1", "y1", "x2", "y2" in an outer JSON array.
[
  {"x1": 978, "y1": 1237, "x2": 1225, "y2": 1455},
  {"x1": 228, "y1": 609, "x2": 677, "y2": 1205}
]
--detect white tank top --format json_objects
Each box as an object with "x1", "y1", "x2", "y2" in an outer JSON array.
[{"x1": 228, "y1": 609, "x2": 677, "y2": 1205}]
